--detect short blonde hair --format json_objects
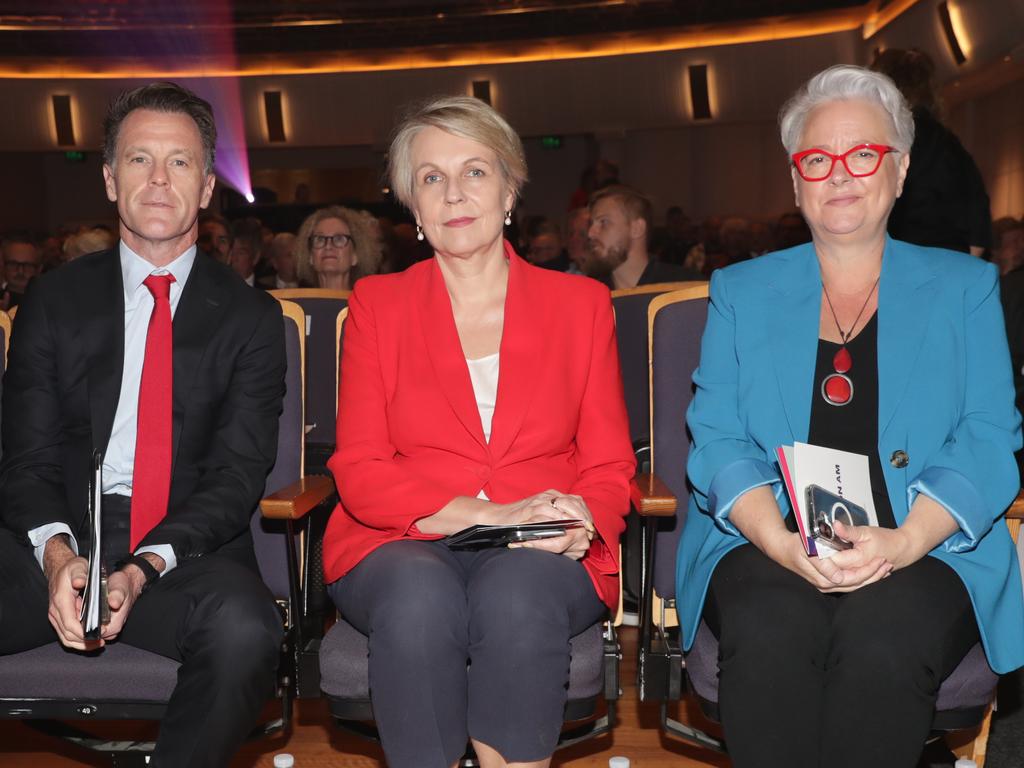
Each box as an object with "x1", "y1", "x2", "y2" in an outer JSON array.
[
  {"x1": 387, "y1": 95, "x2": 528, "y2": 210},
  {"x1": 295, "y1": 206, "x2": 383, "y2": 285}
]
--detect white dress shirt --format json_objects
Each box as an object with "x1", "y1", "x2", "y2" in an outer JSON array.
[
  {"x1": 30, "y1": 242, "x2": 197, "y2": 572},
  {"x1": 275, "y1": 275, "x2": 298, "y2": 289}
]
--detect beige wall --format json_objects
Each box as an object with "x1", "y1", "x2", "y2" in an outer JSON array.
[
  {"x1": 0, "y1": 0, "x2": 1021, "y2": 233},
  {"x1": 950, "y1": 77, "x2": 1024, "y2": 219}
]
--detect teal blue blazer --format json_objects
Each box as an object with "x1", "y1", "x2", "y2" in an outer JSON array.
[{"x1": 676, "y1": 237, "x2": 1024, "y2": 674}]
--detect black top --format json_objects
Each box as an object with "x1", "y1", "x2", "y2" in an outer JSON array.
[
  {"x1": 887, "y1": 107, "x2": 991, "y2": 253},
  {"x1": 806, "y1": 313, "x2": 897, "y2": 529}
]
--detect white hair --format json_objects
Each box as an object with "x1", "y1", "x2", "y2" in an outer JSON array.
[{"x1": 779, "y1": 65, "x2": 915, "y2": 156}]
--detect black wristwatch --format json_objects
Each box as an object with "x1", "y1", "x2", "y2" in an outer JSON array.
[{"x1": 117, "y1": 554, "x2": 161, "y2": 591}]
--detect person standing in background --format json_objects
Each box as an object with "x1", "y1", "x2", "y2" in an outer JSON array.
[{"x1": 872, "y1": 48, "x2": 991, "y2": 256}]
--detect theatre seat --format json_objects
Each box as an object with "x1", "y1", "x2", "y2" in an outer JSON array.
[
  {"x1": 300, "y1": 310, "x2": 621, "y2": 765},
  {"x1": 319, "y1": 618, "x2": 610, "y2": 722},
  {"x1": 0, "y1": 299, "x2": 335, "y2": 765},
  {"x1": 631, "y1": 284, "x2": 1018, "y2": 761},
  {"x1": 270, "y1": 288, "x2": 350, "y2": 476}
]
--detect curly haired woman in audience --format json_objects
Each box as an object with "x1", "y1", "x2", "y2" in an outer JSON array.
[{"x1": 294, "y1": 205, "x2": 382, "y2": 290}]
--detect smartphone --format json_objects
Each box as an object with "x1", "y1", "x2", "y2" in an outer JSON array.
[{"x1": 805, "y1": 485, "x2": 869, "y2": 551}]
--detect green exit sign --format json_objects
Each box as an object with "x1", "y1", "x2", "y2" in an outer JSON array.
[
  {"x1": 540, "y1": 135, "x2": 563, "y2": 149},
  {"x1": 64, "y1": 151, "x2": 86, "y2": 162}
]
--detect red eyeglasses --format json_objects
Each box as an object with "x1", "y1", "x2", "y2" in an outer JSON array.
[{"x1": 791, "y1": 144, "x2": 899, "y2": 182}]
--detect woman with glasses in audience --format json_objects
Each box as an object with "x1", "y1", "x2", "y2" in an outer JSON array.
[
  {"x1": 294, "y1": 205, "x2": 382, "y2": 290},
  {"x1": 322, "y1": 96, "x2": 634, "y2": 768},
  {"x1": 677, "y1": 65, "x2": 1024, "y2": 768}
]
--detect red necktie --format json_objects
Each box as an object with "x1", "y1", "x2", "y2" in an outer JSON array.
[{"x1": 130, "y1": 273, "x2": 176, "y2": 550}]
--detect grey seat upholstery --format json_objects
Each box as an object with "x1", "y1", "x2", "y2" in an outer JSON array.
[
  {"x1": 641, "y1": 287, "x2": 1000, "y2": 746},
  {"x1": 319, "y1": 618, "x2": 606, "y2": 705}
]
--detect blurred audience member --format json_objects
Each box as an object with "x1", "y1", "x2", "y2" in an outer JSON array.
[
  {"x1": 683, "y1": 215, "x2": 726, "y2": 276},
  {"x1": 750, "y1": 220, "x2": 774, "y2": 256},
  {"x1": 992, "y1": 217, "x2": 1024, "y2": 276},
  {"x1": 229, "y1": 219, "x2": 263, "y2": 288},
  {"x1": 565, "y1": 207, "x2": 590, "y2": 275},
  {"x1": 584, "y1": 184, "x2": 699, "y2": 289},
  {"x1": 268, "y1": 232, "x2": 299, "y2": 289},
  {"x1": 719, "y1": 217, "x2": 755, "y2": 265},
  {"x1": 1, "y1": 235, "x2": 41, "y2": 309},
  {"x1": 296, "y1": 205, "x2": 382, "y2": 291},
  {"x1": 775, "y1": 211, "x2": 812, "y2": 250},
  {"x1": 294, "y1": 182, "x2": 311, "y2": 204},
  {"x1": 63, "y1": 227, "x2": 116, "y2": 262},
  {"x1": 39, "y1": 235, "x2": 64, "y2": 271},
  {"x1": 568, "y1": 159, "x2": 620, "y2": 210},
  {"x1": 198, "y1": 213, "x2": 232, "y2": 263},
  {"x1": 387, "y1": 221, "x2": 432, "y2": 273},
  {"x1": 526, "y1": 219, "x2": 571, "y2": 271},
  {"x1": 873, "y1": 48, "x2": 990, "y2": 255},
  {"x1": 654, "y1": 205, "x2": 699, "y2": 265}
]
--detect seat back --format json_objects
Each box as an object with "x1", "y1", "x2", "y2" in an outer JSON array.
[
  {"x1": 270, "y1": 289, "x2": 349, "y2": 449},
  {"x1": 648, "y1": 285, "x2": 709, "y2": 603},
  {"x1": 251, "y1": 299, "x2": 306, "y2": 602},
  {"x1": 611, "y1": 282, "x2": 700, "y2": 451}
]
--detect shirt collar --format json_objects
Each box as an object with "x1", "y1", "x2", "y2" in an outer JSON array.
[{"x1": 119, "y1": 240, "x2": 197, "y2": 304}]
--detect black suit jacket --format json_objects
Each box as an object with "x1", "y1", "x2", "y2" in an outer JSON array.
[{"x1": 0, "y1": 247, "x2": 286, "y2": 565}]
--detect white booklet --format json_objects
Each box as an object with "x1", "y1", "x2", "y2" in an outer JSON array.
[
  {"x1": 80, "y1": 451, "x2": 107, "y2": 638},
  {"x1": 776, "y1": 442, "x2": 878, "y2": 558}
]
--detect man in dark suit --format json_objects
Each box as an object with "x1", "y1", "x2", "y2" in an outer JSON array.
[
  {"x1": 582, "y1": 184, "x2": 700, "y2": 289},
  {"x1": 0, "y1": 82, "x2": 286, "y2": 767}
]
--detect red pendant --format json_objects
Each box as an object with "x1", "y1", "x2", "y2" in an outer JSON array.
[
  {"x1": 823, "y1": 373, "x2": 853, "y2": 405},
  {"x1": 832, "y1": 345, "x2": 852, "y2": 374}
]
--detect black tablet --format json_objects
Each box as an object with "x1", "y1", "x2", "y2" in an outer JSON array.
[{"x1": 442, "y1": 519, "x2": 587, "y2": 549}]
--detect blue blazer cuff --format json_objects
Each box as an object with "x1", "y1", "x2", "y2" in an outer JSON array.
[
  {"x1": 708, "y1": 458, "x2": 783, "y2": 535},
  {"x1": 906, "y1": 466, "x2": 990, "y2": 553}
]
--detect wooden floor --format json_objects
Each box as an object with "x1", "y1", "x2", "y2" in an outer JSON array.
[{"x1": 0, "y1": 627, "x2": 732, "y2": 768}]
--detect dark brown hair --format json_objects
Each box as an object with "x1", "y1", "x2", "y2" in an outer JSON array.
[
  {"x1": 103, "y1": 82, "x2": 217, "y2": 173},
  {"x1": 589, "y1": 184, "x2": 655, "y2": 244}
]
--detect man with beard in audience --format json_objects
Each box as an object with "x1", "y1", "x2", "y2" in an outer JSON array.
[{"x1": 584, "y1": 184, "x2": 699, "y2": 289}]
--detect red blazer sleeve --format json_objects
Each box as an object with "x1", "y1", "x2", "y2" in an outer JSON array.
[
  {"x1": 327, "y1": 281, "x2": 456, "y2": 534},
  {"x1": 570, "y1": 292, "x2": 635, "y2": 578}
]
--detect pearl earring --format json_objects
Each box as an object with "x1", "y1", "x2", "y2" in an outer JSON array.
[
  {"x1": 504, "y1": 211, "x2": 512, "y2": 226},
  {"x1": 416, "y1": 224, "x2": 424, "y2": 242}
]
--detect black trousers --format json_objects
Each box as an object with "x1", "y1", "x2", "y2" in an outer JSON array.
[
  {"x1": 329, "y1": 540, "x2": 607, "y2": 768},
  {"x1": 0, "y1": 498, "x2": 283, "y2": 768},
  {"x1": 702, "y1": 544, "x2": 980, "y2": 768}
]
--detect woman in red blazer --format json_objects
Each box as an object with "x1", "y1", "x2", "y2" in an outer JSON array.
[{"x1": 323, "y1": 96, "x2": 634, "y2": 768}]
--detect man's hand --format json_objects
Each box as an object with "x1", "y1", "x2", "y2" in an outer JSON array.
[
  {"x1": 102, "y1": 553, "x2": 165, "y2": 641},
  {"x1": 43, "y1": 535, "x2": 97, "y2": 650}
]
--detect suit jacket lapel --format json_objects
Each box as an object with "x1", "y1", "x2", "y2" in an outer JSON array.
[
  {"x1": 769, "y1": 244, "x2": 822, "y2": 442},
  {"x1": 170, "y1": 254, "x2": 227, "y2": 469},
  {"x1": 81, "y1": 250, "x2": 125, "y2": 453},
  {"x1": 416, "y1": 257, "x2": 488, "y2": 449},
  {"x1": 488, "y1": 245, "x2": 542, "y2": 459},
  {"x1": 877, "y1": 238, "x2": 938, "y2": 437}
]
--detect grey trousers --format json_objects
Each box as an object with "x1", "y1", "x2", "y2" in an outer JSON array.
[{"x1": 329, "y1": 540, "x2": 607, "y2": 768}]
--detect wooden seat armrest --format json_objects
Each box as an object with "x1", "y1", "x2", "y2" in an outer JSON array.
[
  {"x1": 1007, "y1": 490, "x2": 1024, "y2": 520},
  {"x1": 260, "y1": 475, "x2": 336, "y2": 520},
  {"x1": 630, "y1": 473, "x2": 677, "y2": 517}
]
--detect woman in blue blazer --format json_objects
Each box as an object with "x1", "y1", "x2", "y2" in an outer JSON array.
[{"x1": 677, "y1": 65, "x2": 1023, "y2": 768}]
